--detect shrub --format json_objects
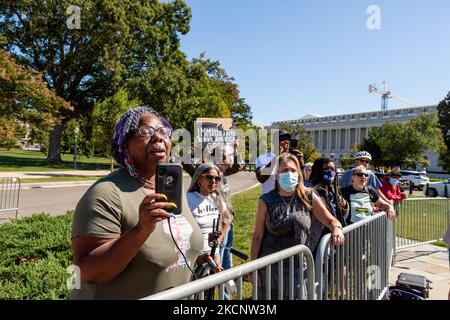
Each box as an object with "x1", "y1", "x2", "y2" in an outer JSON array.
[{"x1": 0, "y1": 212, "x2": 73, "y2": 299}]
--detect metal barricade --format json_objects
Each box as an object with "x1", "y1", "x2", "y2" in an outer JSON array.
[
  {"x1": 245, "y1": 163, "x2": 256, "y2": 172},
  {"x1": 386, "y1": 218, "x2": 396, "y2": 266},
  {"x1": 0, "y1": 177, "x2": 21, "y2": 219},
  {"x1": 315, "y1": 213, "x2": 389, "y2": 300},
  {"x1": 395, "y1": 197, "x2": 449, "y2": 250},
  {"x1": 143, "y1": 244, "x2": 315, "y2": 300}
]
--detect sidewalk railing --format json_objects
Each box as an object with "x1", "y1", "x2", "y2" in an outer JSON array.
[
  {"x1": 143, "y1": 244, "x2": 315, "y2": 300},
  {"x1": 395, "y1": 197, "x2": 449, "y2": 250},
  {"x1": 315, "y1": 213, "x2": 389, "y2": 300},
  {"x1": 0, "y1": 177, "x2": 21, "y2": 219}
]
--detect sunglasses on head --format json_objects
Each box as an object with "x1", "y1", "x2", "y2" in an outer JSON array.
[
  {"x1": 354, "y1": 172, "x2": 369, "y2": 177},
  {"x1": 202, "y1": 174, "x2": 221, "y2": 182}
]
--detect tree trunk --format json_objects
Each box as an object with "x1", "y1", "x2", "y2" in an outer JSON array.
[{"x1": 46, "y1": 124, "x2": 63, "y2": 163}]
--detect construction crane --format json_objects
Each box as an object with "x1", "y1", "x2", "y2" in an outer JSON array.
[{"x1": 368, "y1": 81, "x2": 418, "y2": 110}]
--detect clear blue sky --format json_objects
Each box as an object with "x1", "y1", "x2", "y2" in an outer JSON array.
[{"x1": 179, "y1": 0, "x2": 450, "y2": 126}]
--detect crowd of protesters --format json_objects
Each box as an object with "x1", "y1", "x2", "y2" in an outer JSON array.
[{"x1": 70, "y1": 108, "x2": 403, "y2": 299}]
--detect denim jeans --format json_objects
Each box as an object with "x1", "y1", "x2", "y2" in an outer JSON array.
[{"x1": 220, "y1": 223, "x2": 234, "y2": 270}]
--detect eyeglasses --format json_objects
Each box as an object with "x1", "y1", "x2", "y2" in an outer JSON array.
[
  {"x1": 138, "y1": 125, "x2": 172, "y2": 138},
  {"x1": 358, "y1": 159, "x2": 370, "y2": 164},
  {"x1": 354, "y1": 172, "x2": 369, "y2": 177},
  {"x1": 202, "y1": 174, "x2": 221, "y2": 182}
]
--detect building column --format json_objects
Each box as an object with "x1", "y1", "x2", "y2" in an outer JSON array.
[
  {"x1": 317, "y1": 129, "x2": 323, "y2": 153},
  {"x1": 327, "y1": 129, "x2": 332, "y2": 151},
  {"x1": 338, "y1": 129, "x2": 341, "y2": 151},
  {"x1": 345, "y1": 128, "x2": 350, "y2": 149}
]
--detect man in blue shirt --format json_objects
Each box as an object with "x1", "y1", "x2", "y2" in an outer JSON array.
[{"x1": 255, "y1": 130, "x2": 304, "y2": 195}]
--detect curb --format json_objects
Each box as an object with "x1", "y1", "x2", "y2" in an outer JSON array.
[
  {"x1": 231, "y1": 182, "x2": 260, "y2": 196},
  {"x1": 19, "y1": 173, "x2": 192, "y2": 190},
  {"x1": 21, "y1": 181, "x2": 96, "y2": 190}
]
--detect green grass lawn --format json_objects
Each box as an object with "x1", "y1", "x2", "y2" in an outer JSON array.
[
  {"x1": 228, "y1": 186, "x2": 261, "y2": 299},
  {"x1": 0, "y1": 186, "x2": 261, "y2": 300},
  {"x1": 396, "y1": 198, "x2": 449, "y2": 242},
  {"x1": 0, "y1": 150, "x2": 113, "y2": 171},
  {"x1": 429, "y1": 178, "x2": 445, "y2": 182},
  {"x1": 231, "y1": 186, "x2": 261, "y2": 261}
]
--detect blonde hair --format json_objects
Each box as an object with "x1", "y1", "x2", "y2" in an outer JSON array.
[
  {"x1": 275, "y1": 153, "x2": 312, "y2": 211},
  {"x1": 352, "y1": 165, "x2": 368, "y2": 175}
]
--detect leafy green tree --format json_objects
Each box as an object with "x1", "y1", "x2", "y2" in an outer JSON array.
[
  {"x1": 437, "y1": 91, "x2": 450, "y2": 171},
  {"x1": 358, "y1": 129, "x2": 383, "y2": 166},
  {"x1": 128, "y1": 54, "x2": 253, "y2": 134},
  {"x1": 359, "y1": 114, "x2": 444, "y2": 169},
  {"x1": 92, "y1": 88, "x2": 140, "y2": 156},
  {"x1": 0, "y1": 0, "x2": 191, "y2": 162},
  {"x1": 277, "y1": 123, "x2": 320, "y2": 162},
  {"x1": 0, "y1": 118, "x2": 27, "y2": 149},
  {"x1": 338, "y1": 144, "x2": 360, "y2": 169},
  {"x1": 231, "y1": 98, "x2": 253, "y2": 128},
  {"x1": 0, "y1": 49, "x2": 71, "y2": 136}
]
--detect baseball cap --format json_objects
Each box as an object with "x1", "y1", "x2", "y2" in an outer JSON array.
[
  {"x1": 278, "y1": 130, "x2": 291, "y2": 141},
  {"x1": 390, "y1": 169, "x2": 402, "y2": 177}
]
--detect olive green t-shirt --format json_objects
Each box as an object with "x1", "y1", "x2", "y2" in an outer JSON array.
[{"x1": 70, "y1": 168, "x2": 203, "y2": 300}]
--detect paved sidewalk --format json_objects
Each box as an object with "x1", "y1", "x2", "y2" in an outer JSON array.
[
  {"x1": 0, "y1": 171, "x2": 258, "y2": 222},
  {"x1": 0, "y1": 170, "x2": 111, "y2": 179},
  {"x1": 389, "y1": 244, "x2": 449, "y2": 300}
]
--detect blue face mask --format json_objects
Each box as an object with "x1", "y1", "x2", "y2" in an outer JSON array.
[
  {"x1": 323, "y1": 169, "x2": 336, "y2": 185},
  {"x1": 278, "y1": 172, "x2": 298, "y2": 192},
  {"x1": 389, "y1": 178, "x2": 398, "y2": 186}
]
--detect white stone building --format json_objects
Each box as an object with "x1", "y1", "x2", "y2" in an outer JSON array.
[{"x1": 272, "y1": 105, "x2": 445, "y2": 173}]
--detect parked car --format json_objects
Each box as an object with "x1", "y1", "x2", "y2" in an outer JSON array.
[
  {"x1": 424, "y1": 178, "x2": 450, "y2": 197},
  {"x1": 399, "y1": 170, "x2": 429, "y2": 191}
]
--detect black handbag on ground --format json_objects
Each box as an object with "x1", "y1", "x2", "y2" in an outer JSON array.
[{"x1": 389, "y1": 272, "x2": 431, "y2": 300}]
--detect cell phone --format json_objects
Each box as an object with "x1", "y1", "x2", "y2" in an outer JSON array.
[
  {"x1": 155, "y1": 163, "x2": 183, "y2": 215},
  {"x1": 289, "y1": 138, "x2": 298, "y2": 152}
]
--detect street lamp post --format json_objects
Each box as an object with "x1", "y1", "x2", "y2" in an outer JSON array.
[{"x1": 73, "y1": 127, "x2": 79, "y2": 169}]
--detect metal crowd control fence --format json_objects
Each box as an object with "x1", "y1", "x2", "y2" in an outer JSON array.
[
  {"x1": 0, "y1": 177, "x2": 21, "y2": 219},
  {"x1": 144, "y1": 244, "x2": 315, "y2": 300},
  {"x1": 395, "y1": 197, "x2": 449, "y2": 250},
  {"x1": 386, "y1": 218, "x2": 396, "y2": 266},
  {"x1": 315, "y1": 213, "x2": 389, "y2": 300},
  {"x1": 244, "y1": 163, "x2": 256, "y2": 172}
]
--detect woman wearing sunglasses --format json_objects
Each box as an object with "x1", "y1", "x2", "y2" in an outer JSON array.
[
  {"x1": 341, "y1": 165, "x2": 396, "y2": 225},
  {"x1": 187, "y1": 163, "x2": 233, "y2": 273}
]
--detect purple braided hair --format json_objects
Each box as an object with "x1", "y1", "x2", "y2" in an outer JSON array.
[{"x1": 111, "y1": 106, "x2": 173, "y2": 170}]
